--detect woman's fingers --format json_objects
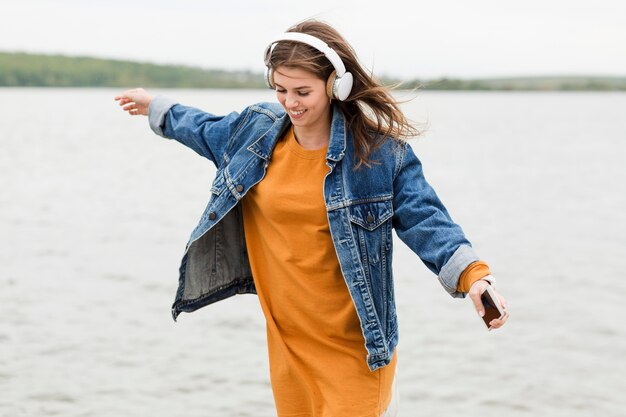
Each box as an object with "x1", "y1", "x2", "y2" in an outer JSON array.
[
  {"x1": 115, "y1": 89, "x2": 151, "y2": 116},
  {"x1": 114, "y1": 88, "x2": 145, "y2": 104},
  {"x1": 114, "y1": 91, "x2": 133, "y2": 102},
  {"x1": 118, "y1": 102, "x2": 145, "y2": 116},
  {"x1": 469, "y1": 284, "x2": 510, "y2": 330},
  {"x1": 121, "y1": 102, "x2": 139, "y2": 115},
  {"x1": 114, "y1": 89, "x2": 152, "y2": 116},
  {"x1": 468, "y1": 280, "x2": 489, "y2": 317}
]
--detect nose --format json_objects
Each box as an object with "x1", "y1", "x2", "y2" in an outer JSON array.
[{"x1": 285, "y1": 93, "x2": 299, "y2": 109}]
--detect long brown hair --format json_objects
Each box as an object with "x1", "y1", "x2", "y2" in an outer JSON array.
[{"x1": 266, "y1": 19, "x2": 420, "y2": 168}]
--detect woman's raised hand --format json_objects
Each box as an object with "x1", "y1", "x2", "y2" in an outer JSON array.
[{"x1": 114, "y1": 88, "x2": 153, "y2": 116}]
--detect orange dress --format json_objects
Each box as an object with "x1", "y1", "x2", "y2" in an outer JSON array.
[
  {"x1": 242, "y1": 127, "x2": 396, "y2": 417},
  {"x1": 241, "y1": 126, "x2": 490, "y2": 417}
]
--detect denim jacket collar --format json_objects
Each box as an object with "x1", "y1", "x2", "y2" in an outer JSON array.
[
  {"x1": 327, "y1": 105, "x2": 348, "y2": 162},
  {"x1": 247, "y1": 104, "x2": 347, "y2": 162}
]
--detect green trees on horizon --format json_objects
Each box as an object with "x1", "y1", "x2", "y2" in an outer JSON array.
[
  {"x1": 1, "y1": 52, "x2": 624, "y2": 90},
  {"x1": 0, "y1": 52, "x2": 264, "y2": 88}
]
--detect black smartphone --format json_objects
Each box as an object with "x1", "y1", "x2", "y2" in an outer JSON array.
[{"x1": 481, "y1": 285, "x2": 504, "y2": 329}]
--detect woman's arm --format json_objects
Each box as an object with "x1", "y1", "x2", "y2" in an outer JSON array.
[
  {"x1": 392, "y1": 142, "x2": 509, "y2": 329},
  {"x1": 115, "y1": 88, "x2": 249, "y2": 167},
  {"x1": 392, "y1": 142, "x2": 477, "y2": 297}
]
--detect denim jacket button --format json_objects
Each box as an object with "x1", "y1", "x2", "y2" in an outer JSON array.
[
  {"x1": 208, "y1": 212, "x2": 216, "y2": 220},
  {"x1": 236, "y1": 184, "x2": 244, "y2": 192},
  {"x1": 366, "y1": 213, "x2": 375, "y2": 224}
]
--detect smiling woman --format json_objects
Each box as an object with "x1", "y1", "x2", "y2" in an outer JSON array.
[
  {"x1": 263, "y1": 23, "x2": 418, "y2": 168},
  {"x1": 114, "y1": 18, "x2": 508, "y2": 417},
  {"x1": 273, "y1": 66, "x2": 331, "y2": 149}
]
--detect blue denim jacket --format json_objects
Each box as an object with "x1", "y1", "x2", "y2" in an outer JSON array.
[{"x1": 148, "y1": 96, "x2": 480, "y2": 371}]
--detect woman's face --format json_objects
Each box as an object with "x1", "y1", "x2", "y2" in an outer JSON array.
[{"x1": 273, "y1": 66, "x2": 331, "y2": 133}]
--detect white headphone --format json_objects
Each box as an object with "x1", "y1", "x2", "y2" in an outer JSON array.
[{"x1": 263, "y1": 32, "x2": 354, "y2": 101}]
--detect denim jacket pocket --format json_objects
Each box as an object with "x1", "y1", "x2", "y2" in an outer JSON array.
[
  {"x1": 348, "y1": 198, "x2": 394, "y2": 335},
  {"x1": 348, "y1": 199, "x2": 394, "y2": 231},
  {"x1": 348, "y1": 199, "x2": 393, "y2": 266}
]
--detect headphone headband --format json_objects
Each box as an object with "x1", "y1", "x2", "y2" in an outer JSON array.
[
  {"x1": 263, "y1": 31, "x2": 353, "y2": 101},
  {"x1": 263, "y1": 32, "x2": 347, "y2": 77}
]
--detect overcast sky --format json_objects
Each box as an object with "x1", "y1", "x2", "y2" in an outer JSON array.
[{"x1": 1, "y1": 0, "x2": 625, "y2": 79}]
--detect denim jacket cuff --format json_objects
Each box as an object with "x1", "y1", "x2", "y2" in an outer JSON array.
[
  {"x1": 438, "y1": 244, "x2": 480, "y2": 298},
  {"x1": 148, "y1": 95, "x2": 179, "y2": 137}
]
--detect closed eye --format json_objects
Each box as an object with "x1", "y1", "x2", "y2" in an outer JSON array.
[{"x1": 275, "y1": 89, "x2": 311, "y2": 97}]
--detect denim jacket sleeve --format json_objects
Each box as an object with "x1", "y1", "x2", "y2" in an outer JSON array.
[
  {"x1": 148, "y1": 95, "x2": 249, "y2": 167},
  {"x1": 392, "y1": 142, "x2": 479, "y2": 298}
]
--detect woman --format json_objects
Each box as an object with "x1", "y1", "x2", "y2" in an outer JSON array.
[{"x1": 115, "y1": 19, "x2": 508, "y2": 417}]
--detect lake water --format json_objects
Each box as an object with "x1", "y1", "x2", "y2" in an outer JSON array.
[{"x1": 1, "y1": 88, "x2": 625, "y2": 417}]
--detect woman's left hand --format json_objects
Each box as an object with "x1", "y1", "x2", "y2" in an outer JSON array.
[{"x1": 469, "y1": 279, "x2": 509, "y2": 330}]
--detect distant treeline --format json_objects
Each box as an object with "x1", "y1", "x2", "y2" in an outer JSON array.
[
  {"x1": 408, "y1": 76, "x2": 626, "y2": 91},
  {"x1": 0, "y1": 52, "x2": 264, "y2": 88},
  {"x1": 1, "y1": 52, "x2": 625, "y2": 91}
]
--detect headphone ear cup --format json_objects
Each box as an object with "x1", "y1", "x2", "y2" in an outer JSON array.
[
  {"x1": 326, "y1": 70, "x2": 337, "y2": 99},
  {"x1": 333, "y1": 72, "x2": 354, "y2": 101},
  {"x1": 265, "y1": 67, "x2": 275, "y2": 89}
]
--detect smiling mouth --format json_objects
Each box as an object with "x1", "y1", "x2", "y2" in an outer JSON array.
[{"x1": 289, "y1": 109, "x2": 307, "y2": 119}]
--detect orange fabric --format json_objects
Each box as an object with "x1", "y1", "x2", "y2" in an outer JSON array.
[
  {"x1": 456, "y1": 260, "x2": 492, "y2": 293},
  {"x1": 241, "y1": 126, "x2": 396, "y2": 417}
]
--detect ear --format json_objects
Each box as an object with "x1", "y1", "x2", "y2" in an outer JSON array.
[{"x1": 326, "y1": 70, "x2": 337, "y2": 99}]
